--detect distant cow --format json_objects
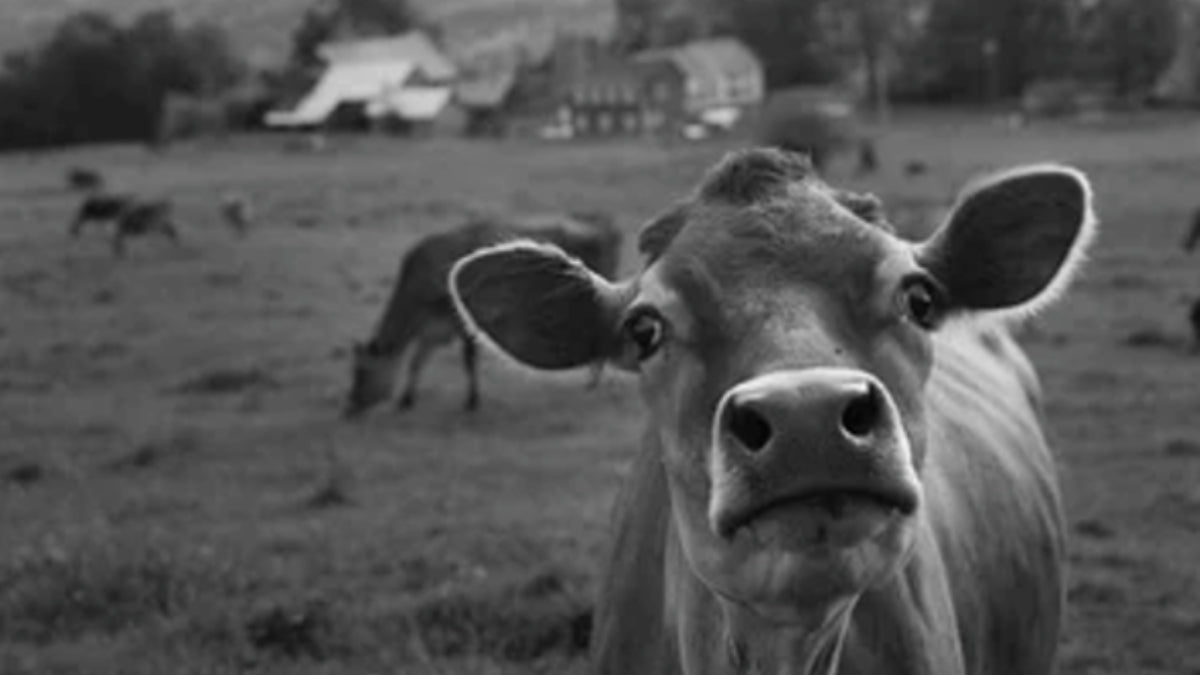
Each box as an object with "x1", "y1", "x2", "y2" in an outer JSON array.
[
  {"x1": 220, "y1": 193, "x2": 252, "y2": 236},
  {"x1": 342, "y1": 211, "x2": 623, "y2": 418},
  {"x1": 69, "y1": 193, "x2": 180, "y2": 257},
  {"x1": 452, "y1": 149, "x2": 1095, "y2": 674},
  {"x1": 758, "y1": 100, "x2": 878, "y2": 175},
  {"x1": 66, "y1": 167, "x2": 105, "y2": 192}
]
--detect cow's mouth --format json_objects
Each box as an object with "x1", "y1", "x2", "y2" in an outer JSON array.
[{"x1": 716, "y1": 485, "x2": 919, "y2": 543}]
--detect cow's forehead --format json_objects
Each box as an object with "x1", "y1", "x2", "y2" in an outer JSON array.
[{"x1": 653, "y1": 189, "x2": 896, "y2": 309}]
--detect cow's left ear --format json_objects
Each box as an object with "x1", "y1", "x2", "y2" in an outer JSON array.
[
  {"x1": 451, "y1": 241, "x2": 630, "y2": 370},
  {"x1": 916, "y1": 164, "x2": 1097, "y2": 315}
]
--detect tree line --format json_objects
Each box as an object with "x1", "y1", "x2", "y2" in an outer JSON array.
[
  {"x1": 0, "y1": 0, "x2": 1184, "y2": 151},
  {"x1": 0, "y1": 10, "x2": 244, "y2": 150},
  {"x1": 617, "y1": 0, "x2": 1178, "y2": 102},
  {"x1": 0, "y1": 0, "x2": 423, "y2": 151}
]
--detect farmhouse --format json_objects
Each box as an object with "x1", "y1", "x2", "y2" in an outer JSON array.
[
  {"x1": 635, "y1": 37, "x2": 765, "y2": 129},
  {"x1": 455, "y1": 66, "x2": 519, "y2": 137},
  {"x1": 265, "y1": 31, "x2": 458, "y2": 131}
]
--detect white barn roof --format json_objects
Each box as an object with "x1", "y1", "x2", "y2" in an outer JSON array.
[{"x1": 266, "y1": 31, "x2": 457, "y2": 128}]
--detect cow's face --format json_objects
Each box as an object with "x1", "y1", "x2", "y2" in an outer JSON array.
[
  {"x1": 452, "y1": 149, "x2": 1094, "y2": 624},
  {"x1": 620, "y1": 184, "x2": 933, "y2": 618}
]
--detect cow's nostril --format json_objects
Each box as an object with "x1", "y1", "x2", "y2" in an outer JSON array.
[
  {"x1": 727, "y1": 401, "x2": 772, "y2": 452},
  {"x1": 841, "y1": 383, "x2": 881, "y2": 439}
]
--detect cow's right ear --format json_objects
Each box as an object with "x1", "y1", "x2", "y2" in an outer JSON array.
[{"x1": 450, "y1": 241, "x2": 630, "y2": 370}]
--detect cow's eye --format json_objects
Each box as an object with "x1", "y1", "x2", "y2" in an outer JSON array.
[
  {"x1": 623, "y1": 308, "x2": 666, "y2": 361},
  {"x1": 900, "y1": 275, "x2": 943, "y2": 329}
]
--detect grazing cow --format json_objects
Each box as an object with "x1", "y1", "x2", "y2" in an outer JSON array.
[
  {"x1": 342, "y1": 211, "x2": 623, "y2": 418},
  {"x1": 111, "y1": 200, "x2": 179, "y2": 257},
  {"x1": 66, "y1": 167, "x2": 105, "y2": 192},
  {"x1": 69, "y1": 193, "x2": 135, "y2": 237},
  {"x1": 452, "y1": 148, "x2": 1095, "y2": 675},
  {"x1": 758, "y1": 101, "x2": 878, "y2": 175},
  {"x1": 69, "y1": 194, "x2": 179, "y2": 257}
]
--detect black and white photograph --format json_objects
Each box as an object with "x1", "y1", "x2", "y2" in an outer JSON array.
[{"x1": 1, "y1": 0, "x2": 1198, "y2": 673}]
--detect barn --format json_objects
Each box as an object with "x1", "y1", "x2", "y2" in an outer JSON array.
[
  {"x1": 635, "y1": 37, "x2": 765, "y2": 131},
  {"x1": 265, "y1": 32, "x2": 458, "y2": 132}
]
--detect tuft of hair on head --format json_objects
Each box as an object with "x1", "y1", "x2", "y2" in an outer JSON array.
[
  {"x1": 697, "y1": 147, "x2": 815, "y2": 206},
  {"x1": 830, "y1": 189, "x2": 893, "y2": 232}
]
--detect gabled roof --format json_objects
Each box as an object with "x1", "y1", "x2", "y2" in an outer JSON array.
[
  {"x1": 318, "y1": 31, "x2": 458, "y2": 82},
  {"x1": 265, "y1": 31, "x2": 457, "y2": 128},
  {"x1": 636, "y1": 37, "x2": 762, "y2": 85},
  {"x1": 456, "y1": 67, "x2": 518, "y2": 108}
]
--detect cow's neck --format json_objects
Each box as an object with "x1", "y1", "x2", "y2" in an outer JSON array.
[
  {"x1": 714, "y1": 595, "x2": 857, "y2": 675},
  {"x1": 842, "y1": 526, "x2": 968, "y2": 675},
  {"x1": 370, "y1": 296, "x2": 424, "y2": 357}
]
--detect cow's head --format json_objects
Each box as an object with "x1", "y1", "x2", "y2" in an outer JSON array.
[
  {"x1": 343, "y1": 340, "x2": 397, "y2": 419},
  {"x1": 451, "y1": 149, "x2": 1094, "y2": 646}
]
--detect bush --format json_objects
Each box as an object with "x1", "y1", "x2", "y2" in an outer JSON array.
[{"x1": 0, "y1": 9, "x2": 245, "y2": 150}]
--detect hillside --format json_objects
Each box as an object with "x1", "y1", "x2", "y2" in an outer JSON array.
[{"x1": 0, "y1": 0, "x2": 614, "y2": 68}]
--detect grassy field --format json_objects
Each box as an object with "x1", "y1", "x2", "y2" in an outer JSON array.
[{"x1": 2, "y1": 111, "x2": 1200, "y2": 674}]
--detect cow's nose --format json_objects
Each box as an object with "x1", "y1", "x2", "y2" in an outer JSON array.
[
  {"x1": 720, "y1": 371, "x2": 889, "y2": 458},
  {"x1": 709, "y1": 367, "x2": 919, "y2": 540}
]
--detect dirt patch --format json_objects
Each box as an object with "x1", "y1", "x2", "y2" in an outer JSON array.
[
  {"x1": 171, "y1": 367, "x2": 280, "y2": 395},
  {"x1": 1074, "y1": 519, "x2": 1116, "y2": 540},
  {"x1": 245, "y1": 599, "x2": 336, "y2": 660},
  {"x1": 1164, "y1": 438, "x2": 1200, "y2": 458},
  {"x1": 107, "y1": 433, "x2": 200, "y2": 472},
  {"x1": 1120, "y1": 328, "x2": 1180, "y2": 350},
  {"x1": 4, "y1": 461, "x2": 47, "y2": 487}
]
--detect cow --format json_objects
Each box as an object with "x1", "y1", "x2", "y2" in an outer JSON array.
[
  {"x1": 451, "y1": 148, "x2": 1096, "y2": 675},
  {"x1": 221, "y1": 192, "x2": 252, "y2": 237},
  {"x1": 110, "y1": 200, "x2": 180, "y2": 257},
  {"x1": 69, "y1": 193, "x2": 180, "y2": 257},
  {"x1": 341, "y1": 211, "x2": 623, "y2": 419},
  {"x1": 66, "y1": 167, "x2": 105, "y2": 193},
  {"x1": 69, "y1": 193, "x2": 134, "y2": 237},
  {"x1": 758, "y1": 99, "x2": 878, "y2": 175}
]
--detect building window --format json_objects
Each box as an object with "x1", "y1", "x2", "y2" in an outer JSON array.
[{"x1": 597, "y1": 111, "x2": 612, "y2": 134}]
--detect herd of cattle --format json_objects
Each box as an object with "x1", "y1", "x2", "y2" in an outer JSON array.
[{"x1": 56, "y1": 148, "x2": 1198, "y2": 674}]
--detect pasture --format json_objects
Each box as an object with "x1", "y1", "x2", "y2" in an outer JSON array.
[{"x1": 2, "y1": 111, "x2": 1200, "y2": 674}]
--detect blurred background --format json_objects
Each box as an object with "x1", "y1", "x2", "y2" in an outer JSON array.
[{"x1": 1, "y1": 1, "x2": 1199, "y2": 674}]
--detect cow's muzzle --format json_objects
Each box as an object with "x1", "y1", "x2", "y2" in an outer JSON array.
[{"x1": 709, "y1": 368, "x2": 920, "y2": 542}]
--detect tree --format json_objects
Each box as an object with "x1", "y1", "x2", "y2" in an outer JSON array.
[
  {"x1": 289, "y1": 0, "x2": 420, "y2": 68},
  {"x1": 1151, "y1": 0, "x2": 1200, "y2": 101},
  {"x1": 716, "y1": 0, "x2": 844, "y2": 87},
  {"x1": 1077, "y1": 0, "x2": 1174, "y2": 97},
  {"x1": 913, "y1": 0, "x2": 1073, "y2": 101},
  {"x1": 0, "y1": 9, "x2": 246, "y2": 150}
]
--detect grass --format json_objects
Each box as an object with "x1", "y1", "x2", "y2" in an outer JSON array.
[{"x1": 1, "y1": 109, "x2": 1200, "y2": 673}]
